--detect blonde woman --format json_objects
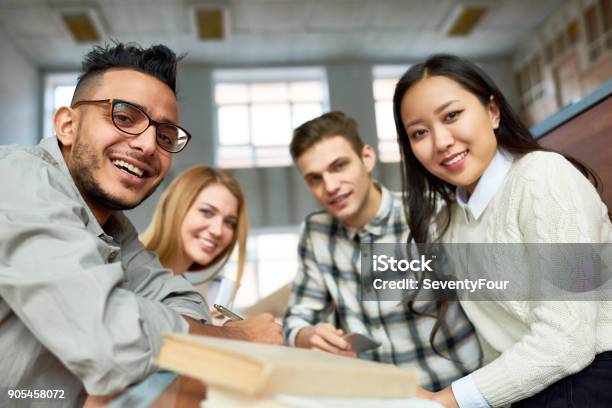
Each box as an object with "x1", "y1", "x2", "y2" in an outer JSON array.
[{"x1": 142, "y1": 165, "x2": 248, "y2": 306}]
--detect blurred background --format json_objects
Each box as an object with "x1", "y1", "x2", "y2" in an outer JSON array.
[{"x1": 1, "y1": 0, "x2": 610, "y2": 310}]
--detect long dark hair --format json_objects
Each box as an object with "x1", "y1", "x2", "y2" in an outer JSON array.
[{"x1": 392, "y1": 54, "x2": 600, "y2": 356}]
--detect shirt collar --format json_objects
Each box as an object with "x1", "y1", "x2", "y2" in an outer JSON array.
[
  {"x1": 39, "y1": 136, "x2": 107, "y2": 237},
  {"x1": 345, "y1": 182, "x2": 392, "y2": 240},
  {"x1": 455, "y1": 149, "x2": 514, "y2": 223}
]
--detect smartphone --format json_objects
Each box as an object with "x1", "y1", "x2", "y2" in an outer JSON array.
[
  {"x1": 342, "y1": 332, "x2": 382, "y2": 353},
  {"x1": 213, "y1": 304, "x2": 245, "y2": 321}
]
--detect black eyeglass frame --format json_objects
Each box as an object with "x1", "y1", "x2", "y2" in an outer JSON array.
[{"x1": 70, "y1": 98, "x2": 191, "y2": 153}]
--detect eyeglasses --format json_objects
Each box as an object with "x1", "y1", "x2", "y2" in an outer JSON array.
[{"x1": 71, "y1": 98, "x2": 191, "y2": 153}]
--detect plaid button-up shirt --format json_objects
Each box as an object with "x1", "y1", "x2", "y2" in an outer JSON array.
[{"x1": 283, "y1": 184, "x2": 482, "y2": 391}]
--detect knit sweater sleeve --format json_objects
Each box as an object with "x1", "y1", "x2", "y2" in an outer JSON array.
[{"x1": 471, "y1": 152, "x2": 611, "y2": 406}]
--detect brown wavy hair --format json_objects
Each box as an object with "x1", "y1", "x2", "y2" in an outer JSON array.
[{"x1": 142, "y1": 165, "x2": 248, "y2": 299}]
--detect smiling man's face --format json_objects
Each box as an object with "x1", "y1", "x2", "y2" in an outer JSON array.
[
  {"x1": 57, "y1": 69, "x2": 177, "y2": 221},
  {"x1": 297, "y1": 135, "x2": 376, "y2": 226}
]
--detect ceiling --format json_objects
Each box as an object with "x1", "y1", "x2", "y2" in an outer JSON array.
[{"x1": 0, "y1": 0, "x2": 566, "y2": 69}]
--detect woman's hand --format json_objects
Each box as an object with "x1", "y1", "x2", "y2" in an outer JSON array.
[
  {"x1": 82, "y1": 394, "x2": 120, "y2": 407},
  {"x1": 416, "y1": 386, "x2": 435, "y2": 399},
  {"x1": 416, "y1": 386, "x2": 459, "y2": 408},
  {"x1": 432, "y1": 387, "x2": 459, "y2": 408}
]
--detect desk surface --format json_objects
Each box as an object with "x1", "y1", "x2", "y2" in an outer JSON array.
[{"x1": 107, "y1": 372, "x2": 205, "y2": 408}]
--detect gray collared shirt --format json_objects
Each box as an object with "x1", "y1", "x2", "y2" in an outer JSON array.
[{"x1": 0, "y1": 137, "x2": 210, "y2": 407}]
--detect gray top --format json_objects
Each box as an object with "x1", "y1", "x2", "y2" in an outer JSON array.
[{"x1": 0, "y1": 137, "x2": 210, "y2": 407}]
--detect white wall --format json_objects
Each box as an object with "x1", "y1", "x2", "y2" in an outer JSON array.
[{"x1": 0, "y1": 29, "x2": 39, "y2": 145}]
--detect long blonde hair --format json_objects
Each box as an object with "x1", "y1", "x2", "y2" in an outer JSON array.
[{"x1": 142, "y1": 165, "x2": 248, "y2": 296}]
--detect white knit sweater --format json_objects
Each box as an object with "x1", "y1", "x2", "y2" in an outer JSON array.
[{"x1": 444, "y1": 151, "x2": 612, "y2": 406}]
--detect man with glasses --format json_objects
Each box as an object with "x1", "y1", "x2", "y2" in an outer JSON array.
[{"x1": 0, "y1": 42, "x2": 282, "y2": 407}]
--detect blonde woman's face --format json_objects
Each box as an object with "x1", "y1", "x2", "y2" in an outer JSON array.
[{"x1": 180, "y1": 183, "x2": 239, "y2": 270}]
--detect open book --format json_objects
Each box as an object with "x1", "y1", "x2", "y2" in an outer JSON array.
[{"x1": 155, "y1": 333, "x2": 418, "y2": 398}]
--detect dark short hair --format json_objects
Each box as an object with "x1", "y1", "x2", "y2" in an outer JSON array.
[
  {"x1": 290, "y1": 111, "x2": 364, "y2": 161},
  {"x1": 72, "y1": 41, "x2": 183, "y2": 103}
]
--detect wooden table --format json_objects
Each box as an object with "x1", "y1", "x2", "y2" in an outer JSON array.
[
  {"x1": 106, "y1": 371, "x2": 206, "y2": 408},
  {"x1": 149, "y1": 375, "x2": 206, "y2": 407}
]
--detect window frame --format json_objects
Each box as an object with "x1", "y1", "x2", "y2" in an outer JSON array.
[
  {"x1": 371, "y1": 65, "x2": 410, "y2": 163},
  {"x1": 43, "y1": 73, "x2": 79, "y2": 140},
  {"x1": 212, "y1": 67, "x2": 329, "y2": 169}
]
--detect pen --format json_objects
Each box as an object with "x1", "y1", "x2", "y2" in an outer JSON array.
[{"x1": 213, "y1": 304, "x2": 245, "y2": 321}]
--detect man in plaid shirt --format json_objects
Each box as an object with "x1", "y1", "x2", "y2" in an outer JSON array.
[{"x1": 283, "y1": 111, "x2": 481, "y2": 391}]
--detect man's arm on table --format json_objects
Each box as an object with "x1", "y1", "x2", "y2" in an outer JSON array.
[
  {"x1": 0, "y1": 162, "x2": 187, "y2": 396},
  {"x1": 114, "y1": 213, "x2": 213, "y2": 323},
  {"x1": 184, "y1": 314, "x2": 283, "y2": 344},
  {"x1": 110, "y1": 214, "x2": 282, "y2": 343},
  {"x1": 84, "y1": 315, "x2": 283, "y2": 407}
]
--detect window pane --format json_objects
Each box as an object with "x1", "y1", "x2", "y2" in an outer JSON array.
[
  {"x1": 521, "y1": 65, "x2": 531, "y2": 92},
  {"x1": 567, "y1": 19, "x2": 580, "y2": 45},
  {"x1": 44, "y1": 74, "x2": 78, "y2": 139},
  {"x1": 373, "y1": 73, "x2": 401, "y2": 163},
  {"x1": 373, "y1": 78, "x2": 397, "y2": 100},
  {"x1": 585, "y1": 5, "x2": 600, "y2": 43},
  {"x1": 530, "y1": 57, "x2": 542, "y2": 85},
  {"x1": 250, "y1": 82, "x2": 289, "y2": 103},
  {"x1": 53, "y1": 85, "x2": 75, "y2": 112},
  {"x1": 375, "y1": 101, "x2": 396, "y2": 141},
  {"x1": 214, "y1": 69, "x2": 327, "y2": 168},
  {"x1": 515, "y1": 72, "x2": 523, "y2": 96},
  {"x1": 257, "y1": 260, "x2": 297, "y2": 298},
  {"x1": 545, "y1": 42, "x2": 554, "y2": 63},
  {"x1": 218, "y1": 105, "x2": 250, "y2": 145},
  {"x1": 233, "y1": 262, "x2": 258, "y2": 309},
  {"x1": 256, "y1": 233, "x2": 299, "y2": 298},
  {"x1": 254, "y1": 147, "x2": 292, "y2": 167},
  {"x1": 257, "y1": 233, "x2": 298, "y2": 258},
  {"x1": 603, "y1": 0, "x2": 612, "y2": 32},
  {"x1": 215, "y1": 83, "x2": 249, "y2": 104},
  {"x1": 291, "y1": 103, "x2": 322, "y2": 128},
  {"x1": 251, "y1": 104, "x2": 291, "y2": 146},
  {"x1": 289, "y1": 81, "x2": 323, "y2": 102},
  {"x1": 218, "y1": 145, "x2": 253, "y2": 168}
]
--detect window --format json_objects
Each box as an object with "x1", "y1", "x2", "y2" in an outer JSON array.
[
  {"x1": 567, "y1": 19, "x2": 580, "y2": 46},
  {"x1": 43, "y1": 73, "x2": 78, "y2": 139},
  {"x1": 585, "y1": 4, "x2": 603, "y2": 60},
  {"x1": 601, "y1": 0, "x2": 612, "y2": 48},
  {"x1": 529, "y1": 56, "x2": 543, "y2": 88},
  {"x1": 585, "y1": 5, "x2": 601, "y2": 44},
  {"x1": 186, "y1": 228, "x2": 300, "y2": 310},
  {"x1": 544, "y1": 41, "x2": 555, "y2": 63},
  {"x1": 603, "y1": 0, "x2": 612, "y2": 32},
  {"x1": 372, "y1": 65, "x2": 409, "y2": 163},
  {"x1": 516, "y1": 56, "x2": 545, "y2": 108},
  {"x1": 213, "y1": 68, "x2": 328, "y2": 168}
]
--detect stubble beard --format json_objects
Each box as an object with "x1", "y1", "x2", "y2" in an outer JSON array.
[
  {"x1": 68, "y1": 136, "x2": 161, "y2": 211},
  {"x1": 338, "y1": 179, "x2": 373, "y2": 226}
]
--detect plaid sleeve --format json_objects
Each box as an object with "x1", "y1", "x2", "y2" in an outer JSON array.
[{"x1": 283, "y1": 220, "x2": 334, "y2": 346}]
